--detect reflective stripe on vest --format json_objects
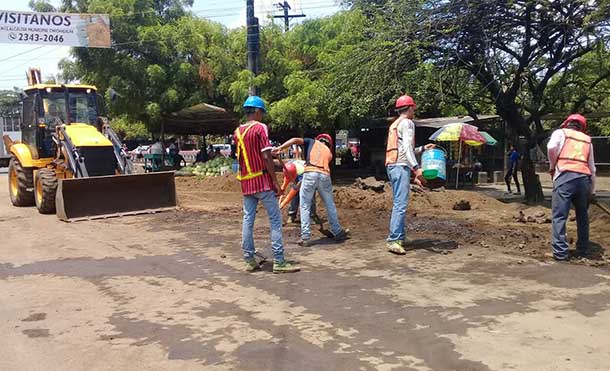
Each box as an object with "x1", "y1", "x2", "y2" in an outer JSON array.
[
  {"x1": 385, "y1": 118, "x2": 401, "y2": 166},
  {"x1": 235, "y1": 123, "x2": 265, "y2": 181},
  {"x1": 557, "y1": 129, "x2": 592, "y2": 176},
  {"x1": 304, "y1": 140, "x2": 331, "y2": 175}
]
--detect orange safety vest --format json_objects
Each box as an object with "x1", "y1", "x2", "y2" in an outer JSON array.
[
  {"x1": 304, "y1": 140, "x2": 332, "y2": 175},
  {"x1": 386, "y1": 117, "x2": 412, "y2": 166},
  {"x1": 234, "y1": 122, "x2": 265, "y2": 181},
  {"x1": 557, "y1": 129, "x2": 592, "y2": 176}
]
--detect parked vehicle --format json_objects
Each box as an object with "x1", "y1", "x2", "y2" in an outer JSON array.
[{"x1": 130, "y1": 144, "x2": 151, "y2": 159}]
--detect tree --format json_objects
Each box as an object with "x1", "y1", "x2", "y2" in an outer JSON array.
[
  {"x1": 227, "y1": 12, "x2": 369, "y2": 132},
  {"x1": 36, "y1": 0, "x2": 238, "y2": 136},
  {"x1": 0, "y1": 90, "x2": 20, "y2": 116},
  {"x1": 342, "y1": 0, "x2": 610, "y2": 203}
]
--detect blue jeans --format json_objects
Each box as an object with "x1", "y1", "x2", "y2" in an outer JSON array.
[
  {"x1": 242, "y1": 191, "x2": 285, "y2": 263},
  {"x1": 288, "y1": 185, "x2": 316, "y2": 218},
  {"x1": 300, "y1": 172, "x2": 343, "y2": 240},
  {"x1": 387, "y1": 165, "x2": 411, "y2": 242},
  {"x1": 552, "y1": 176, "x2": 591, "y2": 259}
]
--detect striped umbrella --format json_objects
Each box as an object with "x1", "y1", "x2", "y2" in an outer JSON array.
[
  {"x1": 478, "y1": 131, "x2": 498, "y2": 146},
  {"x1": 429, "y1": 123, "x2": 486, "y2": 188},
  {"x1": 429, "y1": 123, "x2": 486, "y2": 146}
]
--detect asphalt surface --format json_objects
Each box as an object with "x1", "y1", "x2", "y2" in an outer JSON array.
[{"x1": 1, "y1": 173, "x2": 610, "y2": 371}]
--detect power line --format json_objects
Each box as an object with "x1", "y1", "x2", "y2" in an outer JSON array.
[
  {"x1": 93, "y1": 1, "x2": 337, "y2": 19},
  {"x1": 0, "y1": 46, "x2": 64, "y2": 78},
  {"x1": 0, "y1": 46, "x2": 45, "y2": 63}
]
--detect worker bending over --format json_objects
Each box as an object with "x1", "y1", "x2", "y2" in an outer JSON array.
[
  {"x1": 547, "y1": 114, "x2": 596, "y2": 261},
  {"x1": 385, "y1": 95, "x2": 435, "y2": 255},
  {"x1": 234, "y1": 96, "x2": 299, "y2": 273},
  {"x1": 274, "y1": 134, "x2": 349, "y2": 246},
  {"x1": 278, "y1": 159, "x2": 320, "y2": 224}
]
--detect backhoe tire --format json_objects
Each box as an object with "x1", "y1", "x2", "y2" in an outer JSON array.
[
  {"x1": 34, "y1": 168, "x2": 58, "y2": 214},
  {"x1": 8, "y1": 156, "x2": 34, "y2": 206}
]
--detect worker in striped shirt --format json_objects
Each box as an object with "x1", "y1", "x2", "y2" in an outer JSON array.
[{"x1": 234, "y1": 96, "x2": 300, "y2": 273}]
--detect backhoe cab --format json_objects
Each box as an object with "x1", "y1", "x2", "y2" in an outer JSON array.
[{"x1": 5, "y1": 69, "x2": 176, "y2": 221}]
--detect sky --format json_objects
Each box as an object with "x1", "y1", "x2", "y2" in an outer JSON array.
[{"x1": 0, "y1": 0, "x2": 341, "y2": 90}]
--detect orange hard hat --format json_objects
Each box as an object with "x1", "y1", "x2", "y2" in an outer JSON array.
[
  {"x1": 560, "y1": 113, "x2": 587, "y2": 131},
  {"x1": 283, "y1": 161, "x2": 298, "y2": 181},
  {"x1": 395, "y1": 95, "x2": 416, "y2": 109},
  {"x1": 316, "y1": 133, "x2": 333, "y2": 148}
]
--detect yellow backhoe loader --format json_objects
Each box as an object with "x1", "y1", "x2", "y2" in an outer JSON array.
[{"x1": 4, "y1": 69, "x2": 176, "y2": 221}]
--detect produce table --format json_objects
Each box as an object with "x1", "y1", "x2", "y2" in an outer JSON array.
[{"x1": 176, "y1": 157, "x2": 235, "y2": 177}]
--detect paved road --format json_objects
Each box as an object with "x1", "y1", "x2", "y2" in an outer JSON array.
[{"x1": 1, "y1": 174, "x2": 610, "y2": 371}]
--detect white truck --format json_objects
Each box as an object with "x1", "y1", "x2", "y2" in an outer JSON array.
[{"x1": 1, "y1": 116, "x2": 21, "y2": 168}]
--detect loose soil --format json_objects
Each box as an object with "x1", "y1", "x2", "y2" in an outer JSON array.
[{"x1": 175, "y1": 176, "x2": 610, "y2": 266}]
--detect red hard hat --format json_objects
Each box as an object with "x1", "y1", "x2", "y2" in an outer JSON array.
[
  {"x1": 283, "y1": 162, "x2": 298, "y2": 181},
  {"x1": 395, "y1": 95, "x2": 416, "y2": 109},
  {"x1": 316, "y1": 133, "x2": 333, "y2": 148},
  {"x1": 560, "y1": 113, "x2": 587, "y2": 131}
]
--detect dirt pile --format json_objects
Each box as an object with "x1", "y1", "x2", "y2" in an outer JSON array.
[
  {"x1": 354, "y1": 177, "x2": 385, "y2": 192},
  {"x1": 177, "y1": 174, "x2": 242, "y2": 193},
  {"x1": 333, "y1": 186, "x2": 508, "y2": 215}
]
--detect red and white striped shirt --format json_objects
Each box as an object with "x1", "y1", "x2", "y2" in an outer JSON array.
[{"x1": 234, "y1": 121, "x2": 275, "y2": 195}]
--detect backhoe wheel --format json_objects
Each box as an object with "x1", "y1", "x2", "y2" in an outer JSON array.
[
  {"x1": 34, "y1": 168, "x2": 58, "y2": 214},
  {"x1": 8, "y1": 156, "x2": 34, "y2": 206}
]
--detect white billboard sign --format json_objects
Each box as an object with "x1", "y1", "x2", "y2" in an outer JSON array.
[{"x1": 0, "y1": 10, "x2": 111, "y2": 48}]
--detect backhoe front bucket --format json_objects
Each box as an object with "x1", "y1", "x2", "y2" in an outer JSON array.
[{"x1": 56, "y1": 171, "x2": 176, "y2": 222}]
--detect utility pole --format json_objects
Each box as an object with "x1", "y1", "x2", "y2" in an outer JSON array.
[
  {"x1": 246, "y1": 0, "x2": 260, "y2": 95},
  {"x1": 273, "y1": 1, "x2": 305, "y2": 32}
]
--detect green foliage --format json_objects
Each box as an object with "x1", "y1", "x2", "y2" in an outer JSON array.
[
  {"x1": 28, "y1": 0, "x2": 56, "y2": 12},
  {"x1": 0, "y1": 90, "x2": 20, "y2": 116},
  {"x1": 110, "y1": 115, "x2": 149, "y2": 139},
  {"x1": 45, "y1": 0, "x2": 238, "y2": 136},
  {"x1": 336, "y1": 0, "x2": 610, "y2": 137},
  {"x1": 589, "y1": 118, "x2": 610, "y2": 137},
  {"x1": 37, "y1": 0, "x2": 609, "y2": 142}
]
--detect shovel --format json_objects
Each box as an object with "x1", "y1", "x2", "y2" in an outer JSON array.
[
  {"x1": 593, "y1": 199, "x2": 610, "y2": 217},
  {"x1": 254, "y1": 251, "x2": 268, "y2": 265},
  {"x1": 312, "y1": 214, "x2": 334, "y2": 238}
]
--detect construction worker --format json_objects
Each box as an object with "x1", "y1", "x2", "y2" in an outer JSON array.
[
  {"x1": 274, "y1": 134, "x2": 350, "y2": 246},
  {"x1": 278, "y1": 159, "x2": 320, "y2": 224},
  {"x1": 234, "y1": 96, "x2": 300, "y2": 273},
  {"x1": 45, "y1": 101, "x2": 64, "y2": 124},
  {"x1": 547, "y1": 113, "x2": 596, "y2": 261},
  {"x1": 385, "y1": 95, "x2": 435, "y2": 255}
]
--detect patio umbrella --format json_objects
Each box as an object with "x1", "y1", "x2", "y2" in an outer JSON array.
[
  {"x1": 429, "y1": 122, "x2": 487, "y2": 144},
  {"x1": 473, "y1": 131, "x2": 498, "y2": 146},
  {"x1": 429, "y1": 123, "x2": 486, "y2": 188}
]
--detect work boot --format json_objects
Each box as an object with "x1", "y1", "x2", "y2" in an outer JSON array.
[
  {"x1": 402, "y1": 237, "x2": 414, "y2": 246},
  {"x1": 387, "y1": 240, "x2": 406, "y2": 255},
  {"x1": 334, "y1": 228, "x2": 351, "y2": 242},
  {"x1": 244, "y1": 259, "x2": 260, "y2": 272},
  {"x1": 273, "y1": 261, "x2": 301, "y2": 273},
  {"x1": 297, "y1": 239, "x2": 313, "y2": 247}
]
